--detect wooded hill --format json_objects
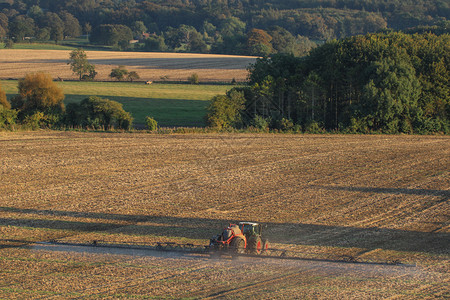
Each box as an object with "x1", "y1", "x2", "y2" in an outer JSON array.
[
  {"x1": 0, "y1": 0, "x2": 448, "y2": 55},
  {"x1": 207, "y1": 31, "x2": 449, "y2": 134}
]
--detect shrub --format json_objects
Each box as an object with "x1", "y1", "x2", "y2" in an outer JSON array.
[
  {"x1": 4, "y1": 39, "x2": 13, "y2": 49},
  {"x1": 64, "y1": 96, "x2": 133, "y2": 130},
  {"x1": 0, "y1": 83, "x2": 10, "y2": 109},
  {"x1": 292, "y1": 124, "x2": 302, "y2": 133},
  {"x1": 305, "y1": 120, "x2": 324, "y2": 133},
  {"x1": 252, "y1": 115, "x2": 270, "y2": 131},
  {"x1": 347, "y1": 117, "x2": 370, "y2": 133},
  {"x1": 206, "y1": 90, "x2": 245, "y2": 129},
  {"x1": 272, "y1": 117, "x2": 294, "y2": 131},
  {"x1": 23, "y1": 111, "x2": 45, "y2": 130},
  {"x1": 0, "y1": 105, "x2": 17, "y2": 130},
  {"x1": 188, "y1": 73, "x2": 199, "y2": 84},
  {"x1": 145, "y1": 116, "x2": 158, "y2": 131}
]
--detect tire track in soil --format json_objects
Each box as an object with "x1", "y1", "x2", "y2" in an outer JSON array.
[
  {"x1": 347, "y1": 171, "x2": 449, "y2": 230},
  {"x1": 321, "y1": 153, "x2": 449, "y2": 225},
  {"x1": 197, "y1": 264, "x2": 326, "y2": 299},
  {"x1": 0, "y1": 250, "x2": 132, "y2": 295},
  {"x1": 393, "y1": 277, "x2": 450, "y2": 300},
  {"x1": 2, "y1": 140, "x2": 371, "y2": 222},
  {"x1": 234, "y1": 147, "x2": 445, "y2": 215},
  {"x1": 1, "y1": 134, "x2": 382, "y2": 194},
  {"x1": 41, "y1": 262, "x2": 213, "y2": 299},
  {"x1": 4, "y1": 135, "x2": 444, "y2": 207},
  {"x1": 59, "y1": 139, "x2": 403, "y2": 206}
]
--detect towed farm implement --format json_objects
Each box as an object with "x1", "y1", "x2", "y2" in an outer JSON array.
[{"x1": 37, "y1": 221, "x2": 405, "y2": 266}]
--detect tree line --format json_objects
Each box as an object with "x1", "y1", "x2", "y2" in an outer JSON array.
[
  {"x1": 0, "y1": 0, "x2": 448, "y2": 56},
  {"x1": 207, "y1": 31, "x2": 449, "y2": 134}
]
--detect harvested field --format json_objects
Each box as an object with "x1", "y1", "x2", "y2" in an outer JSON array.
[
  {"x1": 0, "y1": 49, "x2": 256, "y2": 82},
  {"x1": 0, "y1": 132, "x2": 449, "y2": 298}
]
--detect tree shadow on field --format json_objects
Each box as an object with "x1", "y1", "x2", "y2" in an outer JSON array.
[
  {"x1": 310, "y1": 185, "x2": 450, "y2": 199},
  {"x1": 1, "y1": 184, "x2": 449, "y2": 255}
]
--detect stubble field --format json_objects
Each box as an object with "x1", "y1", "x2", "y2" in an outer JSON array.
[
  {"x1": 0, "y1": 49, "x2": 256, "y2": 82},
  {"x1": 0, "y1": 131, "x2": 449, "y2": 298}
]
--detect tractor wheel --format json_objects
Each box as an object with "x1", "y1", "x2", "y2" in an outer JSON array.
[
  {"x1": 230, "y1": 236, "x2": 245, "y2": 254},
  {"x1": 262, "y1": 239, "x2": 269, "y2": 253},
  {"x1": 248, "y1": 236, "x2": 262, "y2": 255}
]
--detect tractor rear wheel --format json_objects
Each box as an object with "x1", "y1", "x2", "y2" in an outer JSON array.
[
  {"x1": 230, "y1": 236, "x2": 245, "y2": 254},
  {"x1": 248, "y1": 236, "x2": 262, "y2": 255}
]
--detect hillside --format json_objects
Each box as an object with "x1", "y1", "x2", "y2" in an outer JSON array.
[
  {"x1": 0, "y1": 0, "x2": 448, "y2": 56},
  {"x1": 0, "y1": 132, "x2": 448, "y2": 298}
]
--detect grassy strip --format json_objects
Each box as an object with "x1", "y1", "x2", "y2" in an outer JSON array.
[
  {"x1": 1, "y1": 80, "x2": 232, "y2": 127},
  {"x1": 0, "y1": 42, "x2": 77, "y2": 50}
]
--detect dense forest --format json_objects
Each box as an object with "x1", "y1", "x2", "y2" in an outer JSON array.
[
  {"x1": 0, "y1": 0, "x2": 448, "y2": 55},
  {"x1": 207, "y1": 31, "x2": 449, "y2": 134}
]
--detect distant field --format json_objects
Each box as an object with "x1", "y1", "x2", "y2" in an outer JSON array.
[
  {"x1": 0, "y1": 42, "x2": 78, "y2": 50},
  {"x1": 1, "y1": 80, "x2": 232, "y2": 126},
  {"x1": 0, "y1": 49, "x2": 256, "y2": 82},
  {"x1": 0, "y1": 132, "x2": 448, "y2": 298}
]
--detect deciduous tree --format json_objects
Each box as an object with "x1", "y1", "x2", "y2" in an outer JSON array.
[
  {"x1": 90, "y1": 24, "x2": 133, "y2": 46},
  {"x1": 0, "y1": 83, "x2": 10, "y2": 109},
  {"x1": 247, "y1": 28, "x2": 273, "y2": 56},
  {"x1": 206, "y1": 90, "x2": 245, "y2": 129},
  {"x1": 68, "y1": 48, "x2": 95, "y2": 81},
  {"x1": 127, "y1": 71, "x2": 140, "y2": 82},
  {"x1": 11, "y1": 72, "x2": 64, "y2": 116},
  {"x1": 110, "y1": 66, "x2": 129, "y2": 81},
  {"x1": 41, "y1": 12, "x2": 64, "y2": 43},
  {"x1": 60, "y1": 11, "x2": 81, "y2": 38},
  {"x1": 8, "y1": 15, "x2": 35, "y2": 41}
]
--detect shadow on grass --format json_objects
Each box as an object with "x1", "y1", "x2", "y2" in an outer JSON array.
[
  {"x1": 2, "y1": 184, "x2": 449, "y2": 255},
  {"x1": 64, "y1": 94, "x2": 208, "y2": 127}
]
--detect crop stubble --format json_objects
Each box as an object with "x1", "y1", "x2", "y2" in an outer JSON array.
[
  {"x1": 0, "y1": 49, "x2": 256, "y2": 82},
  {"x1": 0, "y1": 131, "x2": 448, "y2": 298}
]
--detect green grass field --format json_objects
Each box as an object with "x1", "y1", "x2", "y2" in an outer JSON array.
[
  {"x1": 0, "y1": 42, "x2": 78, "y2": 50},
  {"x1": 1, "y1": 39, "x2": 134, "y2": 51},
  {"x1": 1, "y1": 80, "x2": 233, "y2": 127}
]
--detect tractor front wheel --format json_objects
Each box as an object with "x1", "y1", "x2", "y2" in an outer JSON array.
[{"x1": 230, "y1": 237, "x2": 245, "y2": 254}]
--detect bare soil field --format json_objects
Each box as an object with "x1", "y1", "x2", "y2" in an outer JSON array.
[
  {"x1": 0, "y1": 49, "x2": 256, "y2": 82},
  {"x1": 0, "y1": 131, "x2": 448, "y2": 298}
]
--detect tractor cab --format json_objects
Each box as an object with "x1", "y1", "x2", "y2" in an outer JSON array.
[{"x1": 239, "y1": 222, "x2": 261, "y2": 239}]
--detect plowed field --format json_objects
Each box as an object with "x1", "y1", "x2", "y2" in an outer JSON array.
[
  {"x1": 0, "y1": 49, "x2": 256, "y2": 82},
  {"x1": 0, "y1": 131, "x2": 448, "y2": 298}
]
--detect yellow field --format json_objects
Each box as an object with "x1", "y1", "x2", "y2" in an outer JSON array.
[
  {"x1": 0, "y1": 49, "x2": 256, "y2": 82},
  {"x1": 0, "y1": 131, "x2": 448, "y2": 298}
]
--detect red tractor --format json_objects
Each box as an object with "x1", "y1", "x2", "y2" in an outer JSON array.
[{"x1": 209, "y1": 222, "x2": 269, "y2": 255}]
